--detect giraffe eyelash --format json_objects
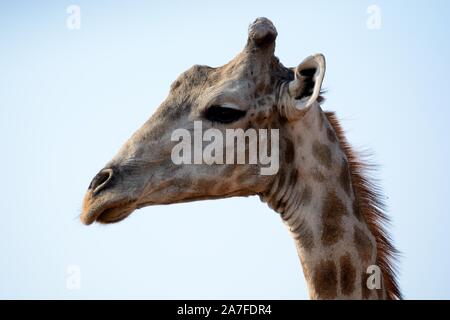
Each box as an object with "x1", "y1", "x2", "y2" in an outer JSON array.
[{"x1": 203, "y1": 105, "x2": 247, "y2": 124}]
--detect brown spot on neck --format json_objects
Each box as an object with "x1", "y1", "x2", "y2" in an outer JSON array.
[
  {"x1": 340, "y1": 253, "x2": 356, "y2": 296},
  {"x1": 313, "y1": 260, "x2": 338, "y2": 299},
  {"x1": 284, "y1": 138, "x2": 295, "y2": 164},
  {"x1": 361, "y1": 272, "x2": 372, "y2": 299},
  {"x1": 312, "y1": 141, "x2": 332, "y2": 169},
  {"x1": 340, "y1": 158, "x2": 351, "y2": 196},
  {"x1": 321, "y1": 191, "x2": 348, "y2": 246}
]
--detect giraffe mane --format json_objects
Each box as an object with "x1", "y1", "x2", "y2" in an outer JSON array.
[{"x1": 324, "y1": 111, "x2": 402, "y2": 300}]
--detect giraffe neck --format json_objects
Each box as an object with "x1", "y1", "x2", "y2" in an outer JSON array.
[{"x1": 261, "y1": 104, "x2": 385, "y2": 299}]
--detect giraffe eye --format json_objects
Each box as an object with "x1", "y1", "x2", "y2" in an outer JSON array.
[{"x1": 204, "y1": 105, "x2": 247, "y2": 124}]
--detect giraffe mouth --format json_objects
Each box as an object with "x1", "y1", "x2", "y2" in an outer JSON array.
[
  {"x1": 95, "y1": 203, "x2": 135, "y2": 224},
  {"x1": 80, "y1": 184, "x2": 253, "y2": 225},
  {"x1": 81, "y1": 192, "x2": 137, "y2": 225}
]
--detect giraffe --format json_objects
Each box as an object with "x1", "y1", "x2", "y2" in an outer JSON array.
[{"x1": 81, "y1": 17, "x2": 400, "y2": 300}]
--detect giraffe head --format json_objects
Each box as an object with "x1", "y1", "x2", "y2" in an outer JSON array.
[{"x1": 81, "y1": 17, "x2": 326, "y2": 225}]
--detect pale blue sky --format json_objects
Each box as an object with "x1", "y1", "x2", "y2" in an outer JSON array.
[{"x1": 1, "y1": 0, "x2": 449, "y2": 299}]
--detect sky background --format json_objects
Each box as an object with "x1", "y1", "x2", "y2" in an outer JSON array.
[{"x1": 1, "y1": 0, "x2": 449, "y2": 299}]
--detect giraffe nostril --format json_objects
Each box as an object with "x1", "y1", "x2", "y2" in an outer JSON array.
[{"x1": 88, "y1": 168, "x2": 114, "y2": 194}]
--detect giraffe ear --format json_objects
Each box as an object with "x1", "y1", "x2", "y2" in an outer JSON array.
[{"x1": 288, "y1": 54, "x2": 326, "y2": 110}]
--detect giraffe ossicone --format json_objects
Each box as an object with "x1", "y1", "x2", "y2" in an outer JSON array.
[{"x1": 81, "y1": 17, "x2": 400, "y2": 300}]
